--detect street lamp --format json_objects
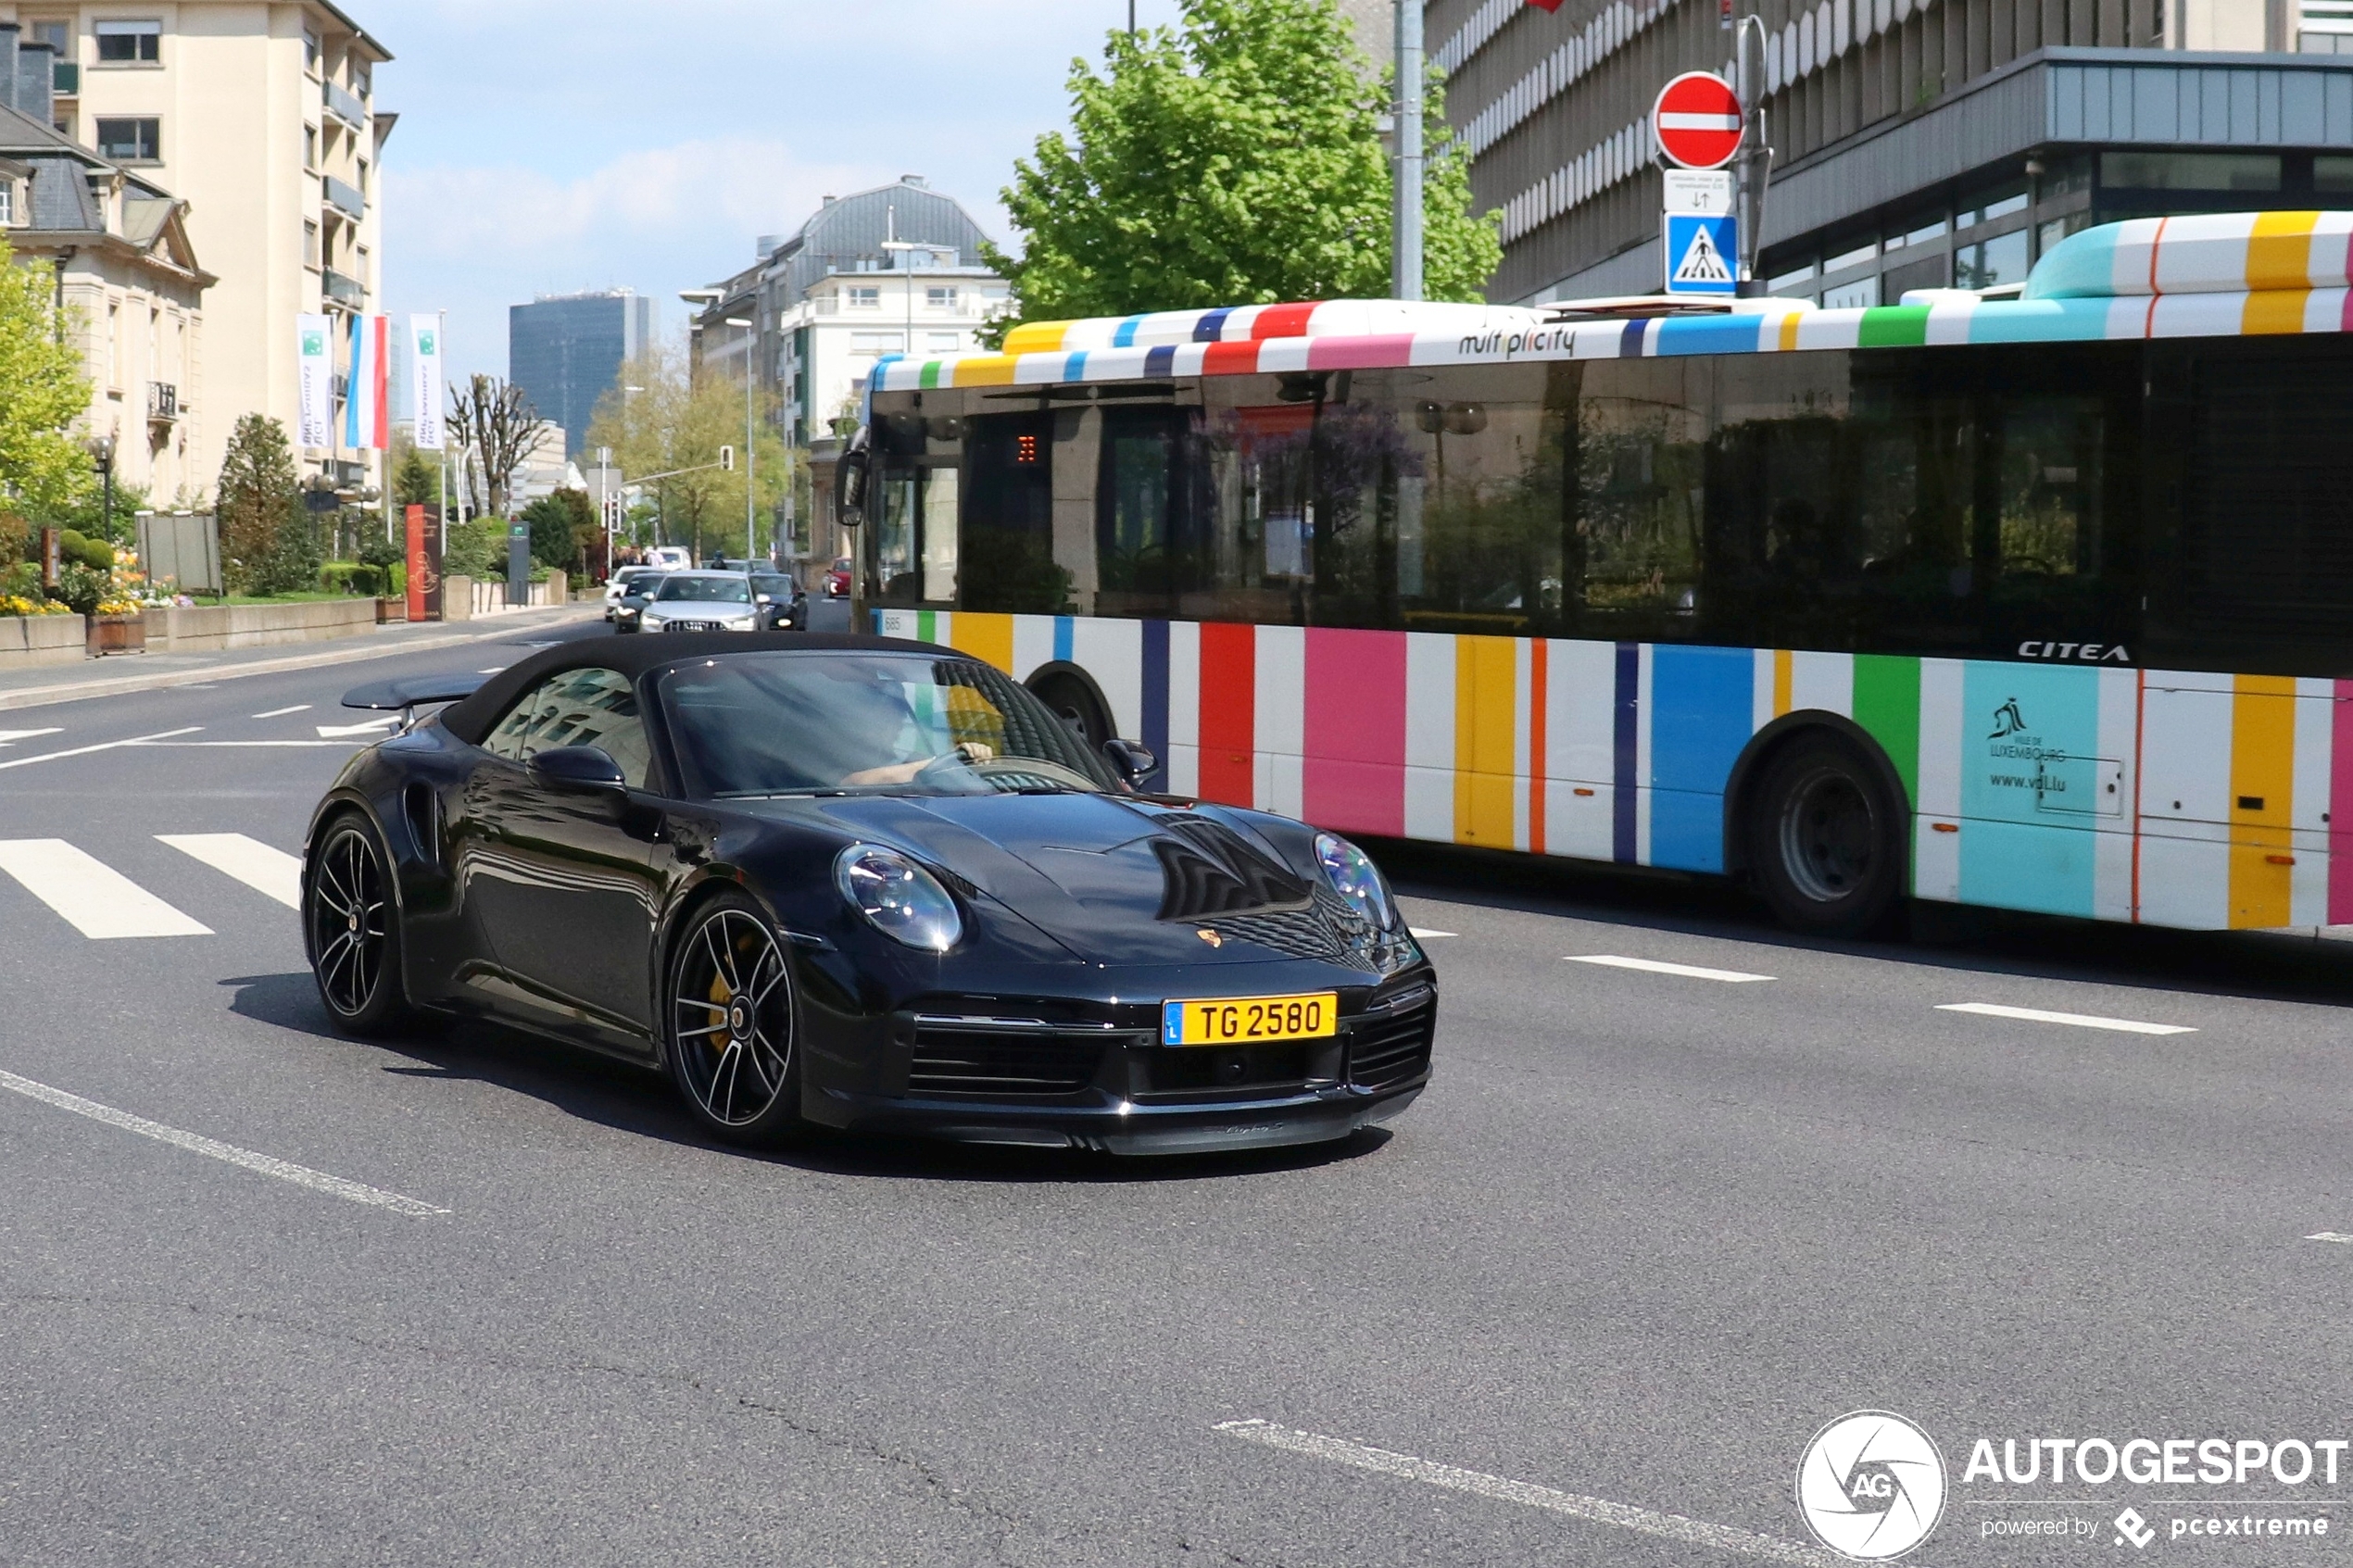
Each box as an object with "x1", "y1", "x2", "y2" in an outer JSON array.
[
  {"x1": 724, "y1": 316, "x2": 757, "y2": 563},
  {"x1": 85, "y1": 433, "x2": 117, "y2": 545}
]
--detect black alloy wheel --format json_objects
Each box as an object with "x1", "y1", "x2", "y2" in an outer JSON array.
[
  {"x1": 305, "y1": 815, "x2": 415, "y2": 1035},
  {"x1": 666, "y1": 895, "x2": 804, "y2": 1146},
  {"x1": 1748, "y1": 734, "x2": 1904, "y2": 936}
]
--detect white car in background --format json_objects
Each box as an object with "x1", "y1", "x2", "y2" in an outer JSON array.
[
  {"x1": 643, "y1": 546, "x2": 692, "y2": 571},
  {"x1": 638, "y1": 571, "x2": 760, "y2": 633},
  {"x1": 603, "y1": 565, "x2": 663, "y2": 621}
]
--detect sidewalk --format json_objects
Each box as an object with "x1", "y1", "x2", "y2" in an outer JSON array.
[{"x1": 0, "y1": 604, "x2": 601, "y2": 713}]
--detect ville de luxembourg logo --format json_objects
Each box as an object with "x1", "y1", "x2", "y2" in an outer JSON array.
[
  {"x1": 1797, "y1": 1411, "x2": 1949, "y2": 1561},
  {"x1": 301, "y1": 330, "x2": 325, "y2": 357}
]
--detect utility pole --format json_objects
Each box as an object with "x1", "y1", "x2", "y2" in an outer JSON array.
[
  {"x1": 724, "y1": 316, "x2": 757, "y2": 561},
  {"x1": 1392, "y1": 0, "x2": 1424, "y2": 302},
  {"x1": 1730, "y1": 8, "x2": 1771, "y2": 296}
]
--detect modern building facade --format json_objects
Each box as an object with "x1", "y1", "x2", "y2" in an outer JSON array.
[
  {"x1": 1431, "y1": 0, "x2": 2353, "y2": 310},
  {"x1": 0, "y1": 0, "x2": 392, "y2": 499},
  {"x1": 0, "y1": 47, "x2": 211, "y2": 506},
  {"x1": 686, "y1": 177, "x2": 1009, "y2": 571},
  {"x1": 510, "y1": 289, "x2": 653, "y2": 459}
]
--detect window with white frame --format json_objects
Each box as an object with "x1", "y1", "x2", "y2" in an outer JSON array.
[
  {"x1": 94, "y1": 19, "x2": 160, "y2": 63},
  {"x1": 925, "y1": 285, "x2": 958, "y2": 309},
  {"x1": 304, "y1": 220, "x2": 319, "y2": 267},
  {"x1": 0, "y1": 182, "x2": 12, "y2": 224},
  {"x1": 849, "y1": 331, "x2": 906, "y2": 356},
  {"x1": 847, "y1": 285, "x2": 881, "y2": 308},
  {"x1": 925, "y1": 332, "x2": 962, "y2": 353}
]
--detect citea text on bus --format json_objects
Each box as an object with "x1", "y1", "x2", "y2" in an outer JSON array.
[{"x1": 2017, "y1": 641, "x2": 2132, "y2": 663}]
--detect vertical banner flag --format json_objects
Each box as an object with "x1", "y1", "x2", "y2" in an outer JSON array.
[
  {"x1": 410, "y1": 314, "x2": 445, "y2": 451},
  {"x1": 405, "y1": 503, "x2": 443, "y2": 623},
  {"x1": 344, "y1": 313, "x2": 390, "y2": 451},
  {"x1": 296, "y1": 313, "x2": 333, "y2": 449}
]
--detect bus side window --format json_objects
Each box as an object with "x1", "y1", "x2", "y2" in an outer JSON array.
[{"x1": 960, "y1": 411, "x2": 1063, "y2": 613}]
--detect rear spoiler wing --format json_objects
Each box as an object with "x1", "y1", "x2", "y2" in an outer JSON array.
[{"x1": 341, "y1": 671, "x2": 490, "y2": 731}]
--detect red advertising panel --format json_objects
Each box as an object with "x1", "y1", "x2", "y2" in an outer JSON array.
[{"x1": 405, "y1": 504, "x2": 443, "y2": 622}]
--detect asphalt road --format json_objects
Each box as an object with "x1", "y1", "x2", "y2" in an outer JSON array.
[{"x1": 4, "y1": 620, "x2": 2353, "y2": 1566}]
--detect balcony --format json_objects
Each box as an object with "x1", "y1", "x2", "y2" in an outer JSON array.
[
  {"x1": 52, "y1": 60, "x2": 77, "y2": 96},
  {"x1": 322, "y1": 78, "x2": 366, "y2": 132},
  {"x1": 322, "y1": 172, "x2": 365, "y2": 220},
  {"x1": 147, "y1": 382, "x2": 177, "y2": 421},
  {"x1": 321, "y1": 267, "x2": 365, "y2": 308}
]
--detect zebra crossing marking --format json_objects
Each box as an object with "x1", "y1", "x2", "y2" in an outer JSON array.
[
  {"x1": 156, "y1": 834, "x2": 303, "y2": 909},
  {"x1": 0, "y1": 839, "x2": 211, "y2": 939}
]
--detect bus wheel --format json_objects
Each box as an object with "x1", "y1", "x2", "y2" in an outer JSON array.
[
  {"x1": 1748, "y1": 734, "x2": 1902, "y2": 936},
  {"x1": 1030, "y1": 672, "x2": 1109, "y2": 750}
]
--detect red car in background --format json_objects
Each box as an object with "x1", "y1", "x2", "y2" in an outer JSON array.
[{"x1": 824, "y1": 556, "x2": 853, "y2": 597}]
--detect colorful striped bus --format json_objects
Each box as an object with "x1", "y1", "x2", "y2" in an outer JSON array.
[{"x1": 846, "y1": 211, "x2": 2353, "y2": 936}]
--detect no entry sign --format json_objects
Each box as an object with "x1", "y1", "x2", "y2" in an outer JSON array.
[{"x1": 1652, "y1": 71, "x2": 1743, "y2": 170}]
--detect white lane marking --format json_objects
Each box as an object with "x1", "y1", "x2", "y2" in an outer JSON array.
[
  {"x1": 0, "y1": 726, "x2": 202, "y2": 772},
  {"x1": 315, "y1": 716, "x2": 398, "y2": 740},
  {"x1": 476, "y1": 667, "x2": 506, "y2": 674},
  {"x1": 0, "y1": 1069, "x2": 447, "y2": 1216},
  {"x1": 0, "y1": 727, "x2": 63, "y2": 746},
  {"x1": 156, "y1": 834, "x2": 303, "y2": 909},
  {"x1": 2307, "y1": 1233, "x2": 2353, "y2": 1245},
  {"x1": 1567, "y1": 954, "x2": 1774, "y2": 983},
  {"x1": 1936, "y1": 1002, "x2": 2195, "y2": 1035},
  {"x1": 249, "y1": 704, "x2": 311, "y2": 720},
  {"x1": 1215, "y1": 1420, "x2": 1835, "y2": 1566},
  {"x1": 1409, "y1": 927, "x2": 1456, "y2": 939},
  {"x1": 0, "y1": 839, "x2": 211, "y2": 939}
]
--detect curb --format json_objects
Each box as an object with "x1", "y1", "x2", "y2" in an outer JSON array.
[{"x1": 0, "y1": 608, "x2": 600, "y2": 713}]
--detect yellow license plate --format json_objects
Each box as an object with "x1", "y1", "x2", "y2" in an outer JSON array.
[{"x1": 1161, "y1": 992, "x2": 1338, "y2": 1047}]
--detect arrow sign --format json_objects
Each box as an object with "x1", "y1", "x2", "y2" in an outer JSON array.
[
  {"x1": 1652, "y1": 71, "x2": 1743, "y2": 170},
  {"x1": 1664, "y1": 213, "x2": 1739, "y2": 297}
]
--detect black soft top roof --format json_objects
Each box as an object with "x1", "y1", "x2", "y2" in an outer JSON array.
[{"x1": 437, "y1": 631, "x2": 971, "y2": 745}]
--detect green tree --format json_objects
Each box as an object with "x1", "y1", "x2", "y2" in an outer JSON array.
[
  {"x1": 0, "y1": 232, "x2": 95, "y2": 520},
  {"x1": 983, "y1": 0, "x2": 1500, "y2": 332},
  {"x1": 217, "y1": 414, "x2": 306, "y2": 595},
  {"x1": 392, "y1": 444, "x2": 440, "y2": 514},
  {"x1": 521, "y1": 487, "x2": 595, "y2": 571},
  {"x1": 584, "y1": 342, "x2": 790, "y2": 561}
]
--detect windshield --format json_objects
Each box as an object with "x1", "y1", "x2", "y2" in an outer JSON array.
[
  {"x1": 750, "y1": 575, "x2": 793, "y2": 597},
  {"x1": 662, "y1": 652, "x2": 1117, "y2": 799},
  {"x1": 657, "y1": 575, "x2": 753, "y2": 604}
]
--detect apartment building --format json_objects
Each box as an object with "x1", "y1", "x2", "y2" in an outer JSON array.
[
  {"x1": 1432, "y1": 0, "x2": 2353, "y2": 307},
  {"x1": 0, "y1": 31, "x2": 211, "y2": 506},
  {"x1": 0, "y1": 0, "x2": 391, "y2": 499},
  {"x1": 688, "y1": 178, "x2": 1009, "y2": 570}
]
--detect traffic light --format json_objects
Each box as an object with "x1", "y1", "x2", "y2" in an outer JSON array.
[{"x1": 719, "y1": 445, "x2": 736, "y2": 472}]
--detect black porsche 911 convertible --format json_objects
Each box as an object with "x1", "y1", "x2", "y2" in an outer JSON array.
[{"x1": 302, "y1": 633, "x2": 1436, "y2": 1152}]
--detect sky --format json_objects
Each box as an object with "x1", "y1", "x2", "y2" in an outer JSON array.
[{"x1": 380, "y1": 0, "x2": 1197, "y2": 384}]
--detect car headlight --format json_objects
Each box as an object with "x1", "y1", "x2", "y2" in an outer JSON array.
[
  {"x1": 834, "y1": 844, "x2": 963, "y2": 951},
  {"x1": 1315, "y1": 833, "x2": 1399, "y2": 931}
]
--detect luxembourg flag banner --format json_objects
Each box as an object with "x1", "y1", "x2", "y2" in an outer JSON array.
[{"x1": 343, "y1": 312, "x2": 390, "y2": 451}]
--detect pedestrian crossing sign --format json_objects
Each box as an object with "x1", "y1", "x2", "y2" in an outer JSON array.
[{"x1": 1664, "y1": 213, "x2": 1739, "y2": 296}]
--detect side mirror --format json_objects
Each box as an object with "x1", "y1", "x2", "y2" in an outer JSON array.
[
  {"x1": 1102, "y1": 737, "x2": 1159, "y2": 791},
  {"x1": 528, "y1": 745, "x2": 628, "y2": 793},
  {"x1": 834, "y1": 426, "x2": 870, "y2": 526}
]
